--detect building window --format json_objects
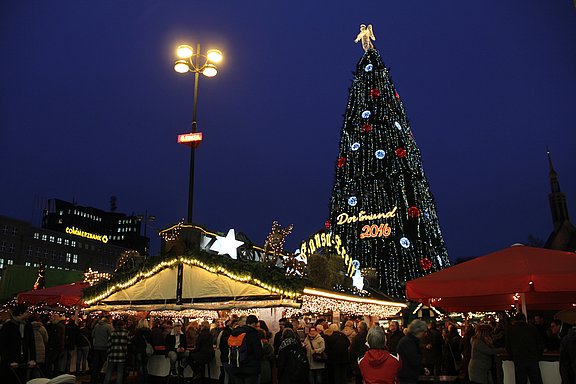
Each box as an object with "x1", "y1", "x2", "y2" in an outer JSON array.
[
  {"x1": 25, "y1": 262, "x2": 31, "y2": 267},
  {"x1": 64, "y1": 239, "x2": 69, "y2": 246},
  {"x1": 57, "y1": 238, "x2": 62, "y2": 244},
  {"x1": 73, "y1": 254, "x2": 78, "y2": 264},
  {"x1": 7, "y1": 259, "x2": 13, "y2": 265},
  {"x1": 66, "y1": 253, "x2": 71, "y2": 263},
  {"x1": 8, "y1": 243, "x2": 15, "y2": 253},
  {"x1": 26, "y1": 246, "x2": 33, "y2": 257},
  {"x1": 1, "y1": 225, "x2": 7, "y2": 234},
  {"x1": 34, "y1": 233, "x2": 39, "y2": 239},
  {"x1": 35, "y1": 247, "x2": 41, "y2": 257},
  {"x1": 42, "y1": 234, "x2": 47, "y2": 241},
  {"x1": 0, "y1": 259, "x2": 3, "y2": 268},
  {"x1": 11, "y1": 228, "x2": 17, "y2": 236},
  {"x1": 71, "y1": 241, "x2": 76, "y2": 247},
  {"x1": 49, "y1": 236, "x2": 55, "y2": 243}
]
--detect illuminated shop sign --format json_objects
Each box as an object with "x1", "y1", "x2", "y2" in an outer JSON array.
[{"x1": 65, "y1": 227, "x2": 109, "y2": 243}]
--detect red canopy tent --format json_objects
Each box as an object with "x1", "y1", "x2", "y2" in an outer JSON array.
[
  {"x1": 17, "y1": 282, "x2": 89, "y2": 307},
  {"x1": 406, "y1": 245, "x2": 576, "y2": 312}
]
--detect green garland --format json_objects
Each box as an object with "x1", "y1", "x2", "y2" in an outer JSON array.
[{"x1": 83, "y1": 249, "x2": 309, "y2": 303}]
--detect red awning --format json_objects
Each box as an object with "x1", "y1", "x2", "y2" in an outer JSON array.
[
  {"x1": 17, "y1": 282, "x2": 89, "y2": 307},
  {"x1": 406, "y1": 245, "x2": 576, "y2": 311}
]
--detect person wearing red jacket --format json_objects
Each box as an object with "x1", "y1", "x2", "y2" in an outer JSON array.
[{"x1": 358, "y1": 326, "x2": 401, "y2": 384}]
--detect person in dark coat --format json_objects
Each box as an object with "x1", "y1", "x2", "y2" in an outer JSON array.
[
  {"x1": 506, "y1": 313, "x2": 544, "y2": 384},
  {"x1": 277, "y1": 327, "x2": 309, "y2": 384},
  {"x1": 190, "y1": 320, "x2": 215, "y2": 379},
  {"x1": 387, "y1": 321, "x2": 403, "y2": 355},
  {"x1": 324, "y1": 323, "x2": 351, "y2": 384},
  {"x1": 273, "y1": 318, "x2": 290, "y2": 356},
  {"x1": 397, "y1": 319, "x2": 429, "y2": 384},
  {"x1": 218, "y1": 318, "x2": 236, "y2": 383},
  {"x1": 0, "y1": 304, "x2": 36, "y2": 384},
  {"x1": 133, "y1": 319, "x2": 153, "y2": 384},
  {"x1": 443, "y1": 323, "x2": 462, "y2": 375},
  {"x1": 229, "y1": 315, "x2": 264, "y2": 384},
  {"x1": 421, "y1": 321, "x2": 443, "y2": 378},
  {"x1": 64, "y1": 317, "x2": 78, "y2": 374},
  {"x1": 46, "y1": 313, "x2": 66, "y2": 378},
  {"x1": 460, "y1": 324, "x2": 475, "y2": 381},
  {"x1": 75, "y1": 320, "x2": 91, "y2": 375},
  {"x1": 559, "y1": 324, "x2": 576, "y2": 384},
  {"x1": 164, "y1": 321, "x2": 188, "y2": 375},
  {"x1": 349, "y1": 321, "x2": 368, "y2": 384}
]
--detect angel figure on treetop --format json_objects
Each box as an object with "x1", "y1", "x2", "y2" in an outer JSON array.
[{"x1": 355, "y1": 24, "x2": 376, "y2": 51}]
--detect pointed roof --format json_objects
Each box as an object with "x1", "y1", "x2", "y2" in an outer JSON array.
[{"x1": 544, "y1": 148, "x2": 576, "y2": 251}]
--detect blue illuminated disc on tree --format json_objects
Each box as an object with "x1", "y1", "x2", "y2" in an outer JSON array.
[
  {"x1": 361, "y1": 111, "x2": 371, "y2": 119},
  {"x1": 351, "y1": 142, "x2": 361, "y2": 151},
  {"x1": 375, "y1": 149, "x2": 386, "y2": 159},
  {"x1": 399, "y1": 237, "x2": 411, "y2": 248},
  {"x1": 394, "y1": 121, "x2": 403, "y2": 130},
  {"x1": 348, "y1": 196, "x2": 358, "y2": 206},
  {"x1": 364, "y1": 64, "x2": 373, "y2": 72}
]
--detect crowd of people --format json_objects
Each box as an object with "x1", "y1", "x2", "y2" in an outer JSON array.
[{"x1": 0, "y1": 304, "x2": 575, "y2": 384}]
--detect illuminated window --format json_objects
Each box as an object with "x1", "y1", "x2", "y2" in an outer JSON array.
[
  {"x1": 25, "y1": 262, "x2": 31, "y2": 267},
  {"x1": 64, "y1": 239, "x2": 69, "y2": 246},
  {"x1": 72, "y1": 241, "x2": 76, "y2": 247},
  {"x1": 57, "y1": 237, "x2": 62, "y2": 244},
  {"x1": 42, "y1": 234, "x2": 47, "y2": 241},
  {"x1": 34, "y1": 233, "x2": 39, "y2": 239},
  {"x1": 66, "y1": 253, "x2": 71, "y2": 263},
  {"x1": 49, "y1": 236, "x2": 54, "y2": 242},
  {"x1": 7, "y1": 259, "x2": 13, "y2": 265},
  {"x1": 73, "y1": 254, "x2": 78, "y2": 263}
]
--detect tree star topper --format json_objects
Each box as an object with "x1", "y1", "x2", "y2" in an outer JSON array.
[
  {"x1": 210, "y1": 228, "x2": 244, "y2": 259},
  {"x1": 354, "y1": 24, "x2": 376, "y2": 51}
]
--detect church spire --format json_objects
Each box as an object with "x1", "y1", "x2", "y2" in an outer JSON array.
[{"x1": 546, "y1": 148, "x2": 569, "y2": 228}]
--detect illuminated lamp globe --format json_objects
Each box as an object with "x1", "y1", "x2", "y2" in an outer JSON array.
[
  {"x1": 176, "y1": 45, "x2": 194, "y2": 59},
  {"x1": 174, "y1": 60, "x2": 190, "y2": 74},
  {"x1": 202, "y1": 64, "x2": 218, "y2": 77},
  {"x1": 206, "y1": 49, "x2": 223, "y2": 63}
]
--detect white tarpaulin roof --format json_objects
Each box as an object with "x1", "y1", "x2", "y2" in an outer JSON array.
[{"x1": 87, "y1": 263, "x2": 298, "y2": 311}]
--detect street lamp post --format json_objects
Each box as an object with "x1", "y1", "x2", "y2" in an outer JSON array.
[{"x1": 174, "y1": 44, "x2": 223, "y2": 223}]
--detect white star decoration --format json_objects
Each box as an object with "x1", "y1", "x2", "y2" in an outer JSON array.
[{"x1": 209, "y1": 229, "x2": 244, "y2": 259}]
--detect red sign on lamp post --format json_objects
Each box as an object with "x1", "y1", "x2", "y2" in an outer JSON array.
[{"x1": 177, "y1": 132, "x2": 203, "y2": 148}]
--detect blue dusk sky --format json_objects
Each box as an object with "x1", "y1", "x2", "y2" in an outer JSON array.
[{"x1": 1, "y1": 1, "x2": 575, "y2": 259}]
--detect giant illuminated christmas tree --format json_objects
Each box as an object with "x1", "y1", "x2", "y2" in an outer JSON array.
[{"x1": 328, "y1": 26, "x2": 450, "y2": 298}]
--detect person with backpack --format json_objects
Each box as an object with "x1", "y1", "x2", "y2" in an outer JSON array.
[
  {"x1": 277, "y1": 327, "x2": 310, "y2": 384},
  {"x1": 228, "y1": 315, "x2": 263, "y2": 384}
]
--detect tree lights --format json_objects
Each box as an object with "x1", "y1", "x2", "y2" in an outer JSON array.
[{"x1": 327, "y1": 35, "x2": 451, "y2": 298}]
